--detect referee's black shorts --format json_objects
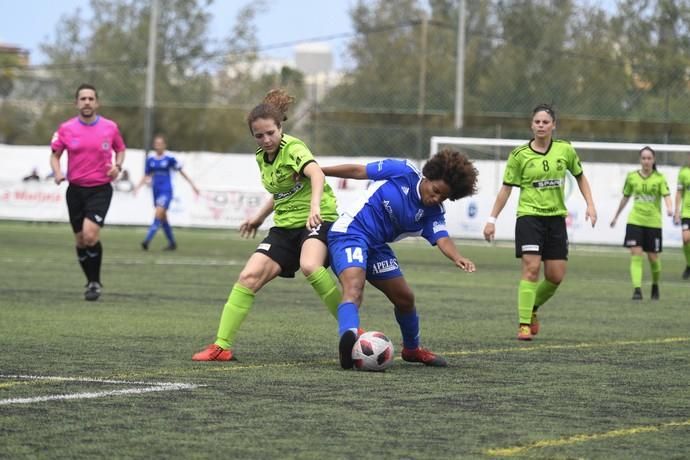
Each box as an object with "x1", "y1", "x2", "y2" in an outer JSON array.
[
  {"x1": 624, "y1": 223, "x2": 662, "y2": 253},
  {"x1": 515, "y1": 215, "x2": 568, "y2": 260},
  {"x1": 255, "y1": 221, "x2": 333, "y2": 278},
  {"x1": 65, "y1": 183, "x2": 113, "y2": 233}
]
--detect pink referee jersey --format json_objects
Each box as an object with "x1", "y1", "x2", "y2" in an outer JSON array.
[{"x1": 51, "y1": 116, "x2": 126, "y2": 187}]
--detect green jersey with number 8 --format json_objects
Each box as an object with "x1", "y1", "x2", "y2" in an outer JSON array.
[{"x1": 503, "y1": 139, "x2": 583, "y2": 217}]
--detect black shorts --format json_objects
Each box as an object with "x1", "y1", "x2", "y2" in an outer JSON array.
[
  {"x1": 624, "y1": 224, "x2": 662, "y2": 253},
  {"x1": 65, "y1": 183, "x2": 113, "y2": 233},
  {"x1": 515, "y1": 215, "x2": 568, "y2": 260},
  {"x1": 681, "y1": 218, "x2": 690, "y2": 232},
  {"x1": 255, "y1": 221, "x2": 333, "y2": 278}
]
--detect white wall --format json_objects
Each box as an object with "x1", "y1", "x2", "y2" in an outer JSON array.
[{"x1": 0, "y1": 144, "x2": 683, "y2": 247}]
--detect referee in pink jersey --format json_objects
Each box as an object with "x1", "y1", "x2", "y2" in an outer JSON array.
[{"x1": 50, "y1": 83, "x2": 126, "y2": 301}]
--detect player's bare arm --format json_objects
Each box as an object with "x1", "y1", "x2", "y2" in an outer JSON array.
[{"x1": 321, "y1": 164, "x2": 367, "y2": 179}]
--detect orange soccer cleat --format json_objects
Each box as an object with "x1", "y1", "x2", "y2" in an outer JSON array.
[
  {"x1": 192, "y1": 344, "x2": 234, "y2": 361},
  {"x1": 401, "y1": 347, "x2": 448, "y2": 367}
]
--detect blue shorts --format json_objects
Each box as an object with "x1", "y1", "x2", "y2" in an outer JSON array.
[
  {"x1": 328, "y1": 232, "x2": 403, "y2": 281},
  {"x1": 153, "y1": 191, "x2": 173, "y2": 209}
]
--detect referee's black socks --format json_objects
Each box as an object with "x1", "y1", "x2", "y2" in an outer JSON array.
[
  {"x1": 76, "y1": 246, "x2": 88, "y2": 280},
  {"x1": 84, "y1": 241, "x2": 103, "y2": 284}
]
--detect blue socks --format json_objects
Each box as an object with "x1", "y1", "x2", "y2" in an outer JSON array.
[
  {"x1": 395, "y1": 309, "x2": 420, "y2": 350},
  {"x1": 161, "y1": 221, "x2": 175, "y2": 245},
  {"x1": 337, "y1": 302, "x2": 359, "y2": 336},
  {"x1": 144, "y1": 218, "x2": 161, "y2": 243}
]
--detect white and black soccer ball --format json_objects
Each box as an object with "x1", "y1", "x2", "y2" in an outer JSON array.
[{"x1": 352, "y1": 331, "x2": 394, "y2": 372}]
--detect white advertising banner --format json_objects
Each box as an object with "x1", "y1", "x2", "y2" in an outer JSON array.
[{"x1": 0, "y1": 144, "x2": 683, "y2": 247}]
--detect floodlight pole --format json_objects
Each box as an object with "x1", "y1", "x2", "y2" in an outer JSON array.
[
  {"x1": 454, "y1": 0, "x2": 466, "y2": 130},
  {"x1": 143, "y1": 0, "x2": 159, "y2": 154}
]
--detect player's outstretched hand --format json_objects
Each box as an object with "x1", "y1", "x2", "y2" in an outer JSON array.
[
  {"x1": 239, "y1": 219, "x2": 259, "y2": 239},
  {"x1": 455, "y1": 256, "x2": 476, "y2": 273},
  {"x1": 586, "y1": 205, "x2": 598, "y2": 227},
  {"x1": 482, "y1": 223, "x2": 495, "y2": 242}
]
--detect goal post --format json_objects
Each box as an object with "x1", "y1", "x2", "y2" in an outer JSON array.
[{"x1": 428, "y1": 136, "x2": 689, "y2": 247}]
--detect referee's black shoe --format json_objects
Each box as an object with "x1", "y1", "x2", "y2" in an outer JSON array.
[
  {"x1": 338, "y1": 330, "x2": 357, "y2": 370},
  {"x1": 84, "y1": 282, "x2": 102, "y2": 301}
]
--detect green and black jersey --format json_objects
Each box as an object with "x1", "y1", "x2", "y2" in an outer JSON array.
[
  {"x1": 503, "y1": 139, "x2": 583, "y2": 217},
  {"x1": 256, "y1": 134, "x2": 338, "y2": 229},
  {"x1": 622, "y1": 170, "x2": 670, "y2": 228},
  {"x1": 677, "y1": 166, "x2": 690, "y2": 219}
]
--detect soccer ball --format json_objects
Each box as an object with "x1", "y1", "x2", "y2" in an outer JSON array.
[{"x1": 352, "y1": 331, "x2": 394, "y2": 372}]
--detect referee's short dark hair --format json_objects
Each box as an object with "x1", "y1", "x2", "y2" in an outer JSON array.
[{"x1": 75, "y1": 83, "x2": 98, "y2": 100}]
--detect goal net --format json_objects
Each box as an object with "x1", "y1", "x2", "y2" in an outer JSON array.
[{"x1": 429, "y1": 136, "x2": 690, "y2": 247}]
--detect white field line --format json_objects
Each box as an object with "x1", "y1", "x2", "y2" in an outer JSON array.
[{"x1": 0, "y1": 374, "x2": 203, "y2": 406}]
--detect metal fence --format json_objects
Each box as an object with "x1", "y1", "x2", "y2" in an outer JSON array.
[{"x1": 3, "y1": 1, "x2": 690, "y2": 164}]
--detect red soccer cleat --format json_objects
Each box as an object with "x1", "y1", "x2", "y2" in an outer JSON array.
[
  {"x1": 517, "y1": 325, "x2": 533, "y2": 341},
  {"x1": 192, "y1": 344, "x2": 234, "y2": 361},
  {"x1": 530, "y1": 312, "x2": 540, "y2": 336},
  {"x1": 401, "y1": 347, "x2": 448, "y2": 367}
]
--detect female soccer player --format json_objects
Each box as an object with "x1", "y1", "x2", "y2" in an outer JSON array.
[
  {"x1": 324, "y1": 150, "x2": 478, "y2": 369},
  {"x1": 50, "y1": 83, "x2": 126, "y2": 301},
  {"x1": 134, "y1": 134, "x2": 200, "y2": 250},
  {"x1": 193, "y1": 89, "x2": 341, "y2": 361},
  {"x1": 611, "y1": 147, "x2": 673, "y2": 299},
  {"x1": 674, "y1": 153, "x2": 690, "y2": 280},
  {"x1": 483, "y1": 103, "x2": 597, "y2": 341}
]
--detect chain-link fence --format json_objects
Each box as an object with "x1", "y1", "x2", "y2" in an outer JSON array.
[{"x1": 3, "y1": 1, "x2": 690, "y2": 165}]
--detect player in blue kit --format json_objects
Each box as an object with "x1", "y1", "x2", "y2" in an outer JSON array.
[
  {"x1": 134, "y1": 134, "x2": 200, "y2": 250},
  {"x1": 322, "y1": 149, "x2": 479, "y2": 369}
]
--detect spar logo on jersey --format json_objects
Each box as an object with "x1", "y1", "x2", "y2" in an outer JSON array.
[
  {"x1": 532, "y1": 179, "x2": 563, "y2": 189},
  {"x1": 432, "y1": 220, "x2": 447, "y2": 234},
  {"x1": 371, "y1": 258, "x2": 399, "y2": 275},
  {"x1": 635, "y1": 194, "x2": 656, "y2": 203},
  {"x1": 273, "y1": 182, "x2": 304, "y2": 200}
]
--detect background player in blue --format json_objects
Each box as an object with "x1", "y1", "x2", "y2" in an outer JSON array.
[
  {"x1": 322, "y1": 149, "x2": 479, "y2": 369},
  {"x1": 134, "y1": 134, "x2": 200, "y2": 250}
]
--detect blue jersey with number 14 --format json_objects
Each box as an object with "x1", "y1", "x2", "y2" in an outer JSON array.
[{"x1": 330, "y1": 159, "x2": 449, "y2": 245}]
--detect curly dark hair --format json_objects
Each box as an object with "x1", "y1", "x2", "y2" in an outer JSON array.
[
  {"x1": 422, "y1": 149, "x2": 478, "y2": 201},
  {"x1": 246, "y1": 88, "x2": 295, "y2": 132}
]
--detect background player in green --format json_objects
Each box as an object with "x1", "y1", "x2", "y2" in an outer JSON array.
[
  {"x1": 610, "y1": 147, "x2": 673, "y2": 300},
  {"x1": 483, "y1": 103, "x2": 597, "y2": 341},
  {"x1": 673, "y1": 152, "x2": 690, "y2": 279},
  {"x1": 193, "y1": 89, "x2": 341, "y2": 361}
]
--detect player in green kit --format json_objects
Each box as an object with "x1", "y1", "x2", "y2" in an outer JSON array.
[
  {"x1": 610, "y1": 147, "x2": 673, "y2": 300},
  {"x1": 193, "y1": 89, "x2": 341, "y2": 361},
  {"x1": 483, "y1": 103, "x2": 597, "y2": 341},
  {"x1": 674, "y1": 153, "x2": 690, "y2": 279}
]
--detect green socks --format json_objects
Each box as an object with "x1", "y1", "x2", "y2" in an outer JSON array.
[
  {"x1": 518, "y1": 280, "x2": 538, "y2": 324},
  {"x1": 306, "y1": 267, "x2": 340, "y2": 320},
  {"x1": 534, "y1": 279, "x2": 559, "y2": 310},
  {"x1": 650, "y1": 259, "x2": 661, "y2": 284},
  {"x1": 630, "y1": 255, "x2": 643, "y2": 288},
  {"x1": 215, "y1": 283, "x2": 255, "y2": 349}
]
